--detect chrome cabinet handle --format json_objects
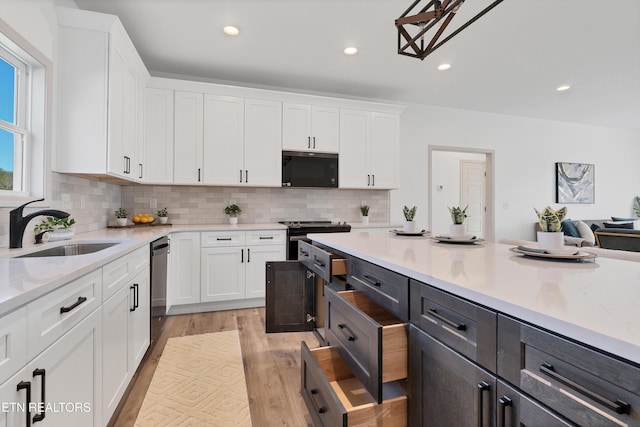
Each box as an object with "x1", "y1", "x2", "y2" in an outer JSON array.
[{"x1": 540, "y1": 362, "x2": 631, "y2": 414}]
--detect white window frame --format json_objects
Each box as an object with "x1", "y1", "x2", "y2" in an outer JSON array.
[{"x1": 0, "y1": 17, "x2": 51, "y2": 208}]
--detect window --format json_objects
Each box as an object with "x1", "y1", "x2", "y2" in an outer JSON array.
[{"x1": 0, "y1": 18, "x2": 50, "y2": 207}]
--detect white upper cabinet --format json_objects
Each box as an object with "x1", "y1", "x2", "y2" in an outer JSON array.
[
  {"x1": 203, "y1": 95, "x2": 245, "y2": 185},
  {"x1": 56, "y1": 7, "x2": 148, "y2": 182},
  {"x1": 282, "y1": 103, "x2": 339, "y2": 153},
  {"x1": 339, "y1": 109, "x2": 399, "y2": 189},
  {"x1": 243, "y1": 99, "x2": 282, "y2": 187},
  {"x1": 143, "y1": 88, "x2": 174, "y2": 184},
  {"x1": 173, "y1": 91, "x2": 204, "y2": 184}
]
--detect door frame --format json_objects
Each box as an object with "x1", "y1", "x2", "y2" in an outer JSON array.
[
  {"x1": 460, "y1": 159, "x2": 486, "y2": 238},
  {"x1": 428, "y1": 146, "x2": 495, "y2": 241}
]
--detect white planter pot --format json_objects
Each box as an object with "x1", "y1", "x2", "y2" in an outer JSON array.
[
  {"x1": 49, "y1": 228, "x2": 75, "y2": 241},
  {"x1": 229, "y1": 217, "x2": 238, "y2": 225},
  {"x1": 403, "y1": 220, "x2": 417, "y2": 233},
  {"x1": 449, "y1": 223, "x2": 465, "y2": 237},
  {"x1": 159, "y1": 217, "x2": 168, "y2": 224},
  {"x1": 361, "y1": 215, "x2": 369, "y2": 225},
  {"x1": 537, "y1": 231, "x2": 564, "y2": 250},
  {"x1": 115, "y1": 218, "x2": 127, "y2": 227}
]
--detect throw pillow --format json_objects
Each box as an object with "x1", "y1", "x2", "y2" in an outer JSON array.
[
  {"x1": 561, "y1": 219, "x2": 580, "y2": 237},
  {"x1": 590, "y1": 223, "x2": 601, "y2": 232},
  {"x1": 575, "y1": 220, "x2": 596, "y2": 245},
  {"x1": 603, "y1": 221, "x2": 634, "y2": 229},
  {"x1": 611, "y1": 216, "x2": 635, "y2": 221}
]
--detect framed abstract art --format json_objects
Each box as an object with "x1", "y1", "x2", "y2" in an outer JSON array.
[{"x1": 555, "y1": 162, "x2": 595, "y2": 204}]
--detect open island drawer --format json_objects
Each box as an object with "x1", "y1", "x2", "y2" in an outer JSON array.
[
  {"x1": 298, "y1": 240, "x2": 347, "y2": 282},
  {"x1": 325, "y1": 287, "x2": 408, "y2": 404},
  {"x1": 301, "y1": 341, "x2": 407, "y2": 427}
]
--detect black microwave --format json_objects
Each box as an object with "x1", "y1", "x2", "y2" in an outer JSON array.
[{"x1": 282, "y1": 151, "x2": 338, "y2": 188}]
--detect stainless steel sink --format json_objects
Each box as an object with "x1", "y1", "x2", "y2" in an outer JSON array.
[{"x1": 16, "y1": 242, "x2": 120, "y2": 258}]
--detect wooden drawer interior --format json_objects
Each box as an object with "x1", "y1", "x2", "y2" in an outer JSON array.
[
  {"x1": 337, "y1": 290, "x2": 407, "y2": 383},
  {"x1": 331, "y1": 258, "x2": 347, "y2": 276},
  {"x1": 304, "y1": 344, "x2": 407, "y2": 427}
]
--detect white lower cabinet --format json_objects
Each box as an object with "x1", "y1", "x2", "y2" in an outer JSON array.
[
  {"x1": 102, "y1": 254, "x2": 150, "y2": 425},
  {"x1": 28, "y1": 308, "x2": 102, "y2": 427},
  {"x1": 169, "y1": 232, "x2": 201, "y2": 306},
  {"x1": 201, "y1": 246, "x2": 245, "y2": 302}
]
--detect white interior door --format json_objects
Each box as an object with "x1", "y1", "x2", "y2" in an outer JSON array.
[{"x1": 461, "y1": 160, "x2": 486, "y2": 237}]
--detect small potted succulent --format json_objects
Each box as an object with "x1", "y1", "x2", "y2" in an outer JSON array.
[
  {"x1": 447, "y1": 206, "x2": 468, "y2": 237},
  {"x1": 535, "y1": 206, "x2": 567, "y2": 249},
  {"x1": 224, "y1": 204, "x2": 242, "y2": 225},
  {"x1": 402, "y1": 205, "x2": 417, "y2": 233},
  {"x1": 34, "y1": 216, "x2": 76, "y2": 242},
  {"x1": 157, "y1": 207, "x2": 169, "y2": 224},
  {"x1": 360, "y1": 205, "x2": 370, "y2": 225},
  {"x1": 114, "y1": 207, "x2": 128, "y2": 227}
]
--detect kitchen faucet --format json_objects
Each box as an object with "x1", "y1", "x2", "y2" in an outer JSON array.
[{"x1": 9, "y1": 198, "x2": 70, "y2": 249}]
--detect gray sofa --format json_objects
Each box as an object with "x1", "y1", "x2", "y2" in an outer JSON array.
[{"x1": 535, "y1": 219, "x2": 640, "y2": 253}]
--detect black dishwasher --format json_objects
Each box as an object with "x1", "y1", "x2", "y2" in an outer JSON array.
[{"x1": 150, "y1": 236, "x2": 169, "y2": 349}]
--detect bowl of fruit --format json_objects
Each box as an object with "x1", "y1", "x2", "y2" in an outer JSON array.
[{"x1": 132, "y1": 213, "x2": 155, "y2": 225}]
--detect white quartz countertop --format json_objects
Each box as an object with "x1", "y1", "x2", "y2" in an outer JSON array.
[
  {"x1": 308, "y1": 231, "x2": 640, "y2": 366},
  {"x1": 0, "y1": 223, "x2": 286, "y2": 317}
]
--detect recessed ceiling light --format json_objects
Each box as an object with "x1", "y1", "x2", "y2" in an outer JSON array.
[
  {"x1": 344, "y1": 47, "x2": 358, "y2": 55},
  {"x1": 437, "y1": 63, "x2": 451, "y2": 71},
  {"x1": 223, "y1": 26, "x2": 240, "y2": 36},
  {"x1": 556, "y1": 85, "x2": 571, "y2": 92}
]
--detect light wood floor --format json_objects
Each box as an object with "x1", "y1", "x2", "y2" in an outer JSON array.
[{"x1": 109, "y1": 308, "x2": 320, "y2": 427}]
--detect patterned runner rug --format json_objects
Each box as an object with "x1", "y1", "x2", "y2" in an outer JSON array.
[{"x1": 135, "y1": 331, "x2": 252, "y2": 426}]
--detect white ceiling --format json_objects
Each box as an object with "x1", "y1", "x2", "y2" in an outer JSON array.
[{"x1": 73, "y1": 0, "x2": 640, "y2": 130}]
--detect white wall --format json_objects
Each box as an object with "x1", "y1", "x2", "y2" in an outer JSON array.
[{"x1": 391, "y1": 103, "x2": 640, "y2": 241}]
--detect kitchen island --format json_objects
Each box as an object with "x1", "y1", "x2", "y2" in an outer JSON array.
[
  {"x1": 306, "y1": 231, "x2": 640, "y2": 425},
  {"x1": 309, "y1": 231, "x2": 639, "y2": 365}
]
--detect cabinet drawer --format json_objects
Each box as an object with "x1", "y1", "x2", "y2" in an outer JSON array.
[
  {"x1": 325, "y1": 287, "x2": 407, "y2": 404},
  {"x1": 246, "y1": 230, "x2": 286, "y2": 245},
  {"x1": 201, "y1": 231, "x2": 245, "y2": 247},
  {"x1": 498, "y1": 315, "x2": 640, "y2": 426},
  {"x1": 298, "y1": 241, "x2": 347, "y2": 282},
  {"x1": 301, "y1": 341, "x2": 407, "y2": 427},
  {"x1": 410, "y1": 279, "x2": 497, "y2": 371},
  {"x1": 27, "y1": 269, "x2": 102, "y2": 359},
  {"x1": 0, "y1": 307, "x2": 27, "y2": 385},
  {"x1": 348, "y1": 256, "x2": 409, "y2": 321},
  {"x1": 102, "y1": 245, "x2": 149, "y2": 301}
]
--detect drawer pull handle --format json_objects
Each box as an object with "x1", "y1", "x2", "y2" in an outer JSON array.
[
  {"x1": 259, "y1": 236, "x2": 274, "y2": 240},
  {"x1": 427, "y1": 308, "x2": 467, "y2": 331},
  {"x1": 540, "y1": 363, "x2": 631, "y2": 414},
  {"x1": 33, "y1": 369, "x2": 46, "y2": 423},
  {"x1": 60, "y1": 296, "x2": 87, "y2": 314},
  {"x1": 477, "y1": 381, "x2": 491, "y2": 427},
  {"x1": 498, "y1": 395, "x2": 513, "y2": 427},
  {"x1": 309, "y1": 389, "x2": 327, "y2": 415},
  {"x1": 16, "y1": 381, "x2": 31, "y2": 427},
  {"x1": 216, "y1": 237, "x2": 232, "y2": 241},
  {"x1": 361, "y1": 275, "x2": 381, "y2": 287},
  {"x1": 300, "y1": 250, "x2": 309, "y2": 257},
  {"x1": 337, "y1": 323, "x2": 356, "y2": 341},
  {"x1": 313, "y1": 257, "x2": 326, "y2": 268}
]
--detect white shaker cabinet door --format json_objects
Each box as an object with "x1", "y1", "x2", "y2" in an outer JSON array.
[
  {"x1": 201, "y1": 247, "x2": 245, "y2": 303},
  {"x1": 282, "y1": 103, "x2": 312, "y2": 151},
  {"x1": 173, "y1": 91, "x2": 204, "y2": 184},
  {"x1": 144, "y1": 87, "x2": 174, "y2": 184},
  {"x1": 203, "y1": 95, "x2": 245, "y2": 185},
  {"x1": 338, "y1": 109, "x2": 370, "y2": 188},
  {"x1": 169, "y1": 232, "x2": 202, "y2": 306},
  {"x1": 369, "y1": 112, "x2": 399, "y2": 189},
  {"x1": 243, "y1": 98, "x2": 282, "y2": 187},
  {"x1": 311, "y1": 105, "x2": 339, "y2": 153}
]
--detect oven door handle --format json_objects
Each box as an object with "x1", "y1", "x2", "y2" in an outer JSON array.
[{"x1": 289, "y1": 235, "x2": 310, "y2": 242}]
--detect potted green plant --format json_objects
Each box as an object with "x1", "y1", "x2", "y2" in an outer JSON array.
[
  {"x1": 157, "y1": 207, "x2": 169, "y2": 224},
  {"x1": 224, "y1": 204, "x2": 242, "y2": 225},
  {"x1": 534, "y1": 206, "x2": 567, "y2": 249},
  {"x1": 403, "y1": 205, "x2": 417, "y2": 232},
  {"x1": 447, "y1": 206, "x2": 468, "y2": 237},
  {"x1": 634, "y1": 196, "x2": 640, "y2": 218},
  {"x1": 360, "y1": 205, "x2": 370, "y2": 225},
  {"x1": 34, "y1": 216, "x2": 76, "y2": 241},
  {"x1": 114, "y1": 207, "x2": 128, "y2": 227}
]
